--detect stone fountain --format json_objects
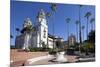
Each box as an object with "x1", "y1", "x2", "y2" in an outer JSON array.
[
  {"x1": 51, "y1": 39, "x2": 68, "y2": 63},
  {"x1": 55, "y1": 51, "x2": 67, "y2": 62},
  {"x1": 52, "y1": 51, "x2": 67, "y2": 63}
]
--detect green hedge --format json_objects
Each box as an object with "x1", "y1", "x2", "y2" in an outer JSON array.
[{"x1": 29, "y1": 47, "x2": 52, "y2": 52}]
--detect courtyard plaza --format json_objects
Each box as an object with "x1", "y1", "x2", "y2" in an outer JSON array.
[{"x1": 10, "y1": 49, "x2": 79, "y2": 67}]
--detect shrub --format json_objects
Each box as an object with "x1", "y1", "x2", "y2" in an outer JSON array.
[
  {"x1": 29, "y1": 47, "x2": 52, "y2": 52},
  {"x1": 29, "y1": 47, "x2": 43, "y2": 52},
  {"x1": 80, "y1": 42, "x2": 95, "y2": 53},
  {"x1": 49, "y1": 48, "x2": 58, "y2": 55},
  {"x1": 48, "y1": 48, "x2": 66, "y2": 55}
]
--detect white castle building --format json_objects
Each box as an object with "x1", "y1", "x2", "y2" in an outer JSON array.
[{"x1": 15, "y1": 9, "x2": 64, "y2": 49}]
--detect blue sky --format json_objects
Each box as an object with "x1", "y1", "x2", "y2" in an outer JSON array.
[{"x1": 10, "y1": 1, "x2": 95, "y2": 45}]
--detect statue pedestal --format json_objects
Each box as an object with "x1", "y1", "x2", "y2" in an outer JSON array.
[{"x1": 53, "y1": 51, "x2": 67, "y2": 63}]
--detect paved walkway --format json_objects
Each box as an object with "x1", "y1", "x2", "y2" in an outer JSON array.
[
  {"x1": 10, "y1": 49, "x2": 79, "y2": 66},
  {"x1": 25, "y1": 55, "x2": 78, "y2": 66}
]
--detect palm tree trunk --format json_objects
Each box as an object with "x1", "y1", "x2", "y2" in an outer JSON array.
[
  {"x1": 93, "y1": 22, "x2": 95, "y2": 31},
  {"x1": 77, "y1": 26, "x2": 78, "y2": 43},
  {"x1": 76, "y1": 25, "x2": 78, "y2": 42},
  {"x1": 67, "y1": 23, "x2": 69, "y2": 47},
  {"x1": 82, "y1": 30, "x2": 84, "y2": 42},
  {"x1": 86, "y1": 17, "x2": 88, "y2": 40},
  {"x1": 91, "y1": 23, "x2": 92, "y2": 31},
  {"x1": 79, "y1": 14, "x2": 82, "y2": 44},
  {"x1": 52, "y1": 12, "x2": 55, "y2": 49},
  {"x1": 91, "y1": 23, "x2": 93, "y2": 31}
]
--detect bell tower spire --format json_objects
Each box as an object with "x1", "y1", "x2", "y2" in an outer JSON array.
[
  {"x1": 37, "y1": 9, "x2": 48, "y2": 47},
  {"x1": 37, "y1": 9, "x2": 47, "y2": 25}
]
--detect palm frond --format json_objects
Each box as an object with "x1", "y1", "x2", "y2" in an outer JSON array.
[
  {"x1": 84, "y1": 12, "x2": 92, "y2": 18},
  {"x1": 76, "y1": 20, "x2": 79, "y2": 24},
  {"x1": 90, "y1": 18, "x2": 95, "y2": 23},
  {"x1": 66, "y1": 18, "x2": 70, "y2": 23},
  {"x1": 51, "y1": 3, "x2": 57, "y2": 12},
  {"x1": 46, "y1": 12, "x2": 51, "y2": 17}
]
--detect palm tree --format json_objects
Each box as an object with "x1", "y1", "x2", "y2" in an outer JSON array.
[
  {"x1": 51, "y1": 3, "x2": 57, "y2": 34},
  {"x1": 51, "y1": 3, "x2": 57, "y2": 12},
  {"x1": 78, "y1": 5, "x2": 83, "y2": 55},
  {"x1": 84, "y1": 12, "x2": 92, "y2": 40},
  {"x1": 46, "y1": 12, "x2": 51, "y2": 18},
  {"x1": 50, "y1": 3, "x2": 57, "y2": 49},
  {"x1": 46, "y1": 12, "x2": 51, "y2": 48},
  {"x1": 75, "y1": 20, "x2": 79, "y2": 42},
  {"x1": 66, "y1": 18, "x2": 71, "y2": 47},
  {"x1": 16, "y1": 28, "x2": 20, "y2": 36},
  {"x1": 90, "y1": 18, "x2": 95, "y2": 31},
  {"x1": 79, "y1": 5, "x2": 82, "y2": 44},
  {"x1": 81, "y1": 25, "x2": 85, "y2": 42},
  {"x1": 46, "y1": 12, "x2": 51, "y2": 24}
]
